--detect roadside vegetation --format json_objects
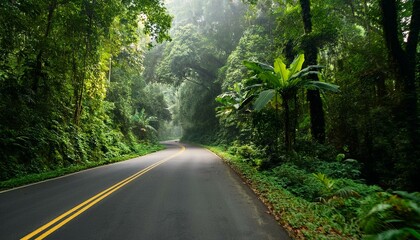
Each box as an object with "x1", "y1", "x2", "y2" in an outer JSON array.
[
  {"x1": 0, "y1": 1, "x2": 173, "y2": 184},
  {"x1": 208, "y1": 145, "x2": 419, "y2": 240},
  {"x1": 0, "y1": 143, "x2": 163, "y2": 191}
]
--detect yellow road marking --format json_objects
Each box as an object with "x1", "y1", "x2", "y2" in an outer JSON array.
[{"x1": 21, "y1": 144, "x2": 185, "y2": 240}]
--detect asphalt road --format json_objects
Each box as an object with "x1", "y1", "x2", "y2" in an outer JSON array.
[{"x1": 0, "y1": 141, "x2": 290, "y2": 240}]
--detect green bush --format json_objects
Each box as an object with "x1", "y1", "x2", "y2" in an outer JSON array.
[
  {"x1": 284, "y1": 148, "x2": 362, "y2": 181},
  {"x1": 271, "y1": 164, "x2": 324, "y2": 201},
  {"x1": 228, "y1": 142, "x2": 265, "y2": 167},
  {"x1": 313, "y1": 159, "x2": 362, "y2": 179},
  {"x1": 328, "y1": 178, "x2": 382, "y2": 219}
]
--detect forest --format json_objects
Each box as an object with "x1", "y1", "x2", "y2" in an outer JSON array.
[{"x1": 0, "y1": 0, "x2": 419, "y2": 239}]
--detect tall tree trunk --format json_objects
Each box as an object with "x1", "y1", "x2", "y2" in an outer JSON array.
[
  {"x1": 380, "y1": 0, "x2": 419, "y2": 190},
  {"x1": 380, "y1": 0, "x2": 419, "y2": 148},
  {"x1": 299, "y1": 0, "x2": 326, "y2": 143}
]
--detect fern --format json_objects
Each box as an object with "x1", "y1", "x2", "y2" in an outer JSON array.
[
  {"x1": 313, "y1": 173, "x2": 360, "y2": 204},
  {"x1": 313, "y1": 172, "x2": 335, "y2": 192},
  {"x1": 335, "y1": 187, "x2": 360, "y2": 199},
  {"x1": 360, "y1": 191, "x2": 420, "y2": 240}
]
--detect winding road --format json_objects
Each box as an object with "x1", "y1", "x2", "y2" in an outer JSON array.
[{"x1": 0, "y1": 141, "x2": 290, "y2": 240}]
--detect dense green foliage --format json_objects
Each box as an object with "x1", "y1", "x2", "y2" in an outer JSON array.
[
  {"x1": 360, "y1": 191, "x2": 420, "y2": 239},
  {"x1": 0, "y1": 0, "x2": 172, "y2": 181},
  {"x1": 213, "y1": 0, "x2": 419, "y2": 191},
  {"x1": 148, "y1": 0, "x2": 419, "y2": 191},
  {"x1": 218, "y1": 54, "x2": 339, "y2": 152}
]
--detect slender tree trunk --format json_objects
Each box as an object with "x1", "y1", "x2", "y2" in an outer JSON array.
[
  {"x1": 73, "y1": 0, "x2": 95, "y2": 125},
  {"x1": 292, "y1": 94, "x2": 298, "y2": 146},
  {"x1": 284, "y1": 98, "x2": 292, "y2": 152},
  {"x1": 275, "y1": 92, "x2": 281, "y2": 154},
  {"x1": 299, "y1": 0, "x2": 326, "y2": 143},
  {"x1": 32, "y1": 0, "x2": 58, "y2": 94}
]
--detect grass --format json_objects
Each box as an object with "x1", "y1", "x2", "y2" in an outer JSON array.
[
  {"x1": 0, "y1": 144, "x2": 164, "y2": 191},
  {"x1": 207, "y1": 145, "x2": 361, "y2": 240}
]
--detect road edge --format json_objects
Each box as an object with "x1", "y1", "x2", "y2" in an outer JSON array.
[
  {"x1": 186, "y1": 142, "x2": 293, "y2": 240},
  {"x1": 0, "y1": 144, "x2": 165, "y2": 194}
]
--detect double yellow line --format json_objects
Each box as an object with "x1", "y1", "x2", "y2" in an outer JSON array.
[{"x1": 21, "y1": 144, "x2": 185, "y2": 240}]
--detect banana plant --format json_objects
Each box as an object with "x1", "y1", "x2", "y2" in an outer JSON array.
[
  {"x1": 243, "y1": 54, "x2": 339, "y2": 151},
  {"x1": 131, "y1": 109, "x2": 157, "y2": 140}
]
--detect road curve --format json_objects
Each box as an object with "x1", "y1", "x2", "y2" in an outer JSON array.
[{"x1": 0, "y1": 141, "x2": 290, "y2": 240}]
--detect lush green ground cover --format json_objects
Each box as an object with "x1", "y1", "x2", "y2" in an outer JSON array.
[{"x1": 0, "y1": 143, "x2": 163, "y2": 191}]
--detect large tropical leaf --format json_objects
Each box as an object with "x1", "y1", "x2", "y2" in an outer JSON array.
[
  {"x1": 254, "y1": 89, "x2": 276, "y2": 111},
  {"x1": 274, "y1": 58, "x2": 289, "y2": 86},
  {"x1": 258, "y1": 71, "x2": 278, "y2": 87},
  {"x1": 289, "y1": 64, "x2": 323, "y2": 80},
  {"x1": 238, "y1": 95, "x2": 255, "y2": 110},
  {"x1": 288, "y1": 54, "x2": 305, "y2": 77},
  {"x1": 290, "y1": 70, "x2": 320, "y2": 81},
  {"x1": 299, "y1": 65, "x2": 325, "y2": 73},
  {"x1": 307, "y1": 81, "x2": 340, "y2": 92},
  {"x1": 243, "y1": 60, "x2": 273, "y2": 73}
]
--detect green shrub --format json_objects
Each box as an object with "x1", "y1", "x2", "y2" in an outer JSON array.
[
  {"x1": 328, "y1": 178, "x2": 382, "y2": 219},
  {"x1": 271, "y1": 164, "x2": 324, "y2": 201},
  {"x1": 313, "y1": 159, "x2": 362, "y2": 179},
  {"x1": 228, "y1": 142, "x2": 264, "y2": 167},
  {"x1": 284, "y1": 149, "x2": 362, "y2": 180}
]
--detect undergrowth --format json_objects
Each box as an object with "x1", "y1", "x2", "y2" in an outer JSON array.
[{"x1": 0, "y1": 143, "x2": 163, "y2": 191}]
